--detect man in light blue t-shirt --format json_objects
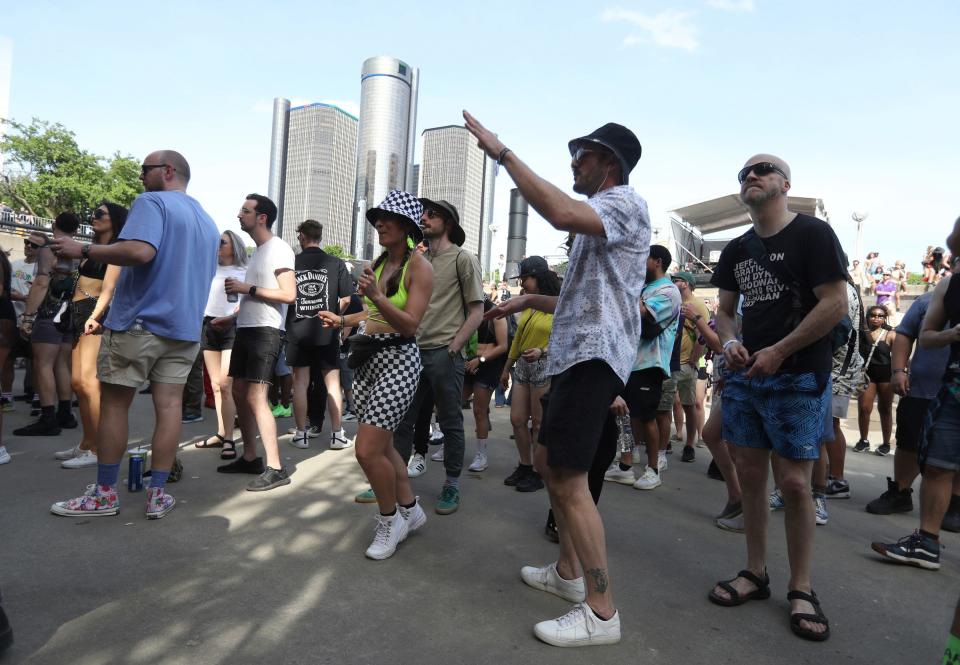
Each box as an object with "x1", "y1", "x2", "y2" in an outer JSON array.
[{"x1": 48, "y1": 150, "x2": 219, "y2": 521}]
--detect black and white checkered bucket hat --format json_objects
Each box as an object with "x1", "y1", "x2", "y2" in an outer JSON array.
[{"x1": 366, "y1": 190, "x2": 424, "y2": 242}]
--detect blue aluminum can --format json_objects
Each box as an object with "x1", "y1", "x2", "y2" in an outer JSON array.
[{"x1": 128, "y1": 452, "x2": 145, "y2": 492}]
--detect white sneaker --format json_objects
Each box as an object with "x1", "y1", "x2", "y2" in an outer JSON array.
[
  {"x1": 716, "y1": 513, "x2": 745, "y2": 533},
  {"x1": 365, "y1": 511, "x2": 409, "y2": 560},
  {"x1": 603, "y1": 464, "x2": 635, "y2": 484},
  {"x1": 430, "y1": 445, "x2": 444, "y2": 462},
  {"x1": 814, "y1": 495, "x2": 829, "y2": 525},
  {"x1": 468, "y1": 451, "x2": 488, "y2": 472},
  {"x1": 520, "y1": 562, "x2": 586, "y2": 602},
  {"x1": 398, "y1": 497, "x2": 426, "y2": 534},
  {"x1": 330, "y1": 431, "x2": 352, "y2": 450},
  {"x1": 658, "y1": 451, "x2": 668, "y2": 472},
  {"x1": 533, "y1": 602, "x2": 621, "y2": 647},
  {"x1": 61, "y1": 449, "x2": 97, "y2": 469},
  {"x1": 286, "y1": 426, "x2": 321, "y2": 438},
  {"x1": 633, "y1": 466, "x2": 661, "y2": 490},
  {"x1": 769, "y1": 487, "x2": 785, "y2": 510},
  {"x1": 0, "y1": 446, "x2": 10, "y2": 465},
  {"x1": 289, "y1": 432, "x2": 309, "y2": 449},
  {"x1": 429, "y1": 423, "x2": 444, "y2": 442},
  {"x1": 407, "y1": 453, "x2": 427, "y2": 478},
  {"x1": 695, "y1": 438, "x2": 707, "y2": 448},
  {"x1": 54, "y1": 445, "x2": 82, "y2": 461}
]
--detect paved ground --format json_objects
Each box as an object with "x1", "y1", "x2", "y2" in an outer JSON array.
[{"x1": 0, "y1": 390, "x2": 953, "y2": 664}]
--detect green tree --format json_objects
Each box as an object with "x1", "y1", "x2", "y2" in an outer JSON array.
[
  {"x1": 0, "y1": 117, "x2": 142, "y2": 218},
  {"x1": 322, "y1": 244, "x2": 353, "y2": 260}
]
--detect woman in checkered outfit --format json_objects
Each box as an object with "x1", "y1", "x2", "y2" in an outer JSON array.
[{"x1": 318, "y1": 190, "x2": 434, "y2": 560}]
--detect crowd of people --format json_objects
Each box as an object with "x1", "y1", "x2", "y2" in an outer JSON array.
[{"x1": 1, "y1": 117, "x2": 959, "y2": 652}]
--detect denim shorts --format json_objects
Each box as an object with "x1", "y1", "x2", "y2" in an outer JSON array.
[
  {"x1": 721, "y1": 371, "x2": 831, "y2": 461},
  {"x1": 919, "y1": 391, "x2": 960, "y2": 471}
]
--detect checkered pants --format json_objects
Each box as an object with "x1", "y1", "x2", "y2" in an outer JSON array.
[{"x1": 353, "y1": 334, "x2": 422, "y2": 431}]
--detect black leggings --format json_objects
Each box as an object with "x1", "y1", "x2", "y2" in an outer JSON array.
[{"x1": 412, "y1": 386, "x2": 437, "y2": 457}]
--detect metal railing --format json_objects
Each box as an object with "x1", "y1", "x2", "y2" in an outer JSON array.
[{"x1": 0, "y1": 210, "x2": 94, "y2": 239}]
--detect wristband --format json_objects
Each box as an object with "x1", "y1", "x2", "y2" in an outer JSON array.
[
  {"x1": 893, "y1": 368, "x2": 909, "y2": 375},
  {"x1": 340, "y1": 316, "x2": 345, "y2": 329},
  {"x1": 722, "y1": 339, "x2": 740, "y2": 352},
  {"x1": 495, "y1": 147, "x2": 512, "y2": 176}
]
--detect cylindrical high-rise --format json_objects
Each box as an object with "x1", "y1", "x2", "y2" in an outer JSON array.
[
  {"x1": 352, "y1": 56, "x2": 418, "y2": 259},
  {"x1": 505, "y1": 189, "x2": 528, "y2": 280},
  {"x1": 479, "y1": 156, "x2": 497, "y2": 275},
  {"x1": 267, "y1": 97, "x2": 291, "y2": 238}
]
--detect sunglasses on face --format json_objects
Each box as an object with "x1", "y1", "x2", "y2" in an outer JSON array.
[
  {"x1": 24, "y1": 240, "x2": 40, "y2": 249},
  {"x1": 219, "y1": 239, "x2": 229, "y2": 246},
  {"x1": 869, "y1": 312, "x2": 886, "y2": 318},
  {"x1": 424, "y1": 209, "x2": 445, "y2": 221},
  {"x1": 738, "y1": 162, "x2": 789, "y2": 184},
  {"x1": 92, "y1": 209, "x2": 108, "y2": 220},
  {"x1": 140, "y1": 163, "x2": 169, "y2": 175}
]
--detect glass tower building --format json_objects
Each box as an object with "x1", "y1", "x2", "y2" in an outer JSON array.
[
  {"x1": 419, "y1": 125, "x2": 495, "y2": 266},
  {"x1": 352, "y1": 56, "x2": 419, "y2": 259}
]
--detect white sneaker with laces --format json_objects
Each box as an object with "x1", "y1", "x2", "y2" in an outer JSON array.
[
  {"x1": 716, "y1": 513, "x2": 745, "y2": 533},
  {"x1": 289, "y1": 431, "x2": 310, "y2": 449},
  {"x1": 604, "y1": 464, "x2": 635, "y2": 485},
  {"x1": 814, "y1": 495, "x2": 829, "y2": 525},
  {"x1": 520, "y1": 562, "x2": 586, "y2": 602},
  {"x1": 61, "y1": 449, "x2": 98, "y2": 469},
  {"x1": 633, "y1": 466, "x2": 661, "y2": 490},
  {"x1": 330, "y1": 431, "x2": 352, "y2": 450},
  {"x1": 365, "y1": 511, "x2": 409, "y2": 560},
  {"x1": 430, "y1": 445, "x2": 444, "y2": 462},
  {"x1": 533, "y1": 602, "x2": 621, "y2": 647},
  {"x1": 468, "y1": 451, "x2": 488, "y2": 472},
  {"x1": 398, "y1": 497, "x2": 426, "y2": 534},
  {"x1": 54, "y1": 445, "x2": 82, "y2": 461},
  {"x1": 429, "y1": 423, "x2": 444, "y2": 442},
  {"x1": 769, "y1": 487, "x2": 785, "y2": 510},
  {"x1": 657, "y1": 451, "x2": 668, "y2": 472},
  {"x1": 407, "y1": 453, "x2": 427, "y2": 478},
  {"x1": 0, "y1": 446, "x2": 10, "y2": 465}
]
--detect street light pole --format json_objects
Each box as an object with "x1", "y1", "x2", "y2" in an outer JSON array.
[{"x1": 852, "y1": 211, "x2": 868, "y2": 263}]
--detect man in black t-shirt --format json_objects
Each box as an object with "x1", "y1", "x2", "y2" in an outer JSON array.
[
  {"x1": 707, "y1": 155, "x2": 847, "y2": 642},
  {"x1": 285, "y1": 220, "x2": 353, "y2": 450}
]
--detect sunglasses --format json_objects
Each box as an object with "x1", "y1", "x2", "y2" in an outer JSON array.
[
  {"x1": 140, "y1": 163, "x2": 169, "y2": 175},
  {"x1": 92, "y1": 209, "x2": 108, "y2": 220},
  {"x1": 738, "y1": 162, "x2": 789, "y2": 184},
  {"x1": 869, "y1": 312, "x2": 887, "y2": 318},
  {"x1": 571, "y1": 146, "x2": 597, "y2": 163},
  {"x1": 424, "y1": 209, "x2": 446, "y2": 221},
  {"x1": 23, "y1": 239, "x2": 41, "y2": 249},
  {"x1": 219, "y1": 239, "x2": 229, "y2": 246}
]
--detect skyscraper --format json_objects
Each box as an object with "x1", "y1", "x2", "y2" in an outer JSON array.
[
  {"x1": 267, "y1": 97, "x2": 291, "y2": 234},
  {"x1": 277, "y1": 103, "x2": 358, "y2": 251},
  {"x1": 352, "y1": 56, "x2": 419, "y2": 259},
  {"x1": 419, "y1": 125, "x2": 496, "y2": 265}
]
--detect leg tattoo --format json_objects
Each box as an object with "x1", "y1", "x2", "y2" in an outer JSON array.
[{"x1": 586, "y1": 568, "x2": 609, "y2": 594}]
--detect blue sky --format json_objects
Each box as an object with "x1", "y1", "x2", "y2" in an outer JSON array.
[{"x1": 3, "y1": 0, "x2": 959, "y2": 272}]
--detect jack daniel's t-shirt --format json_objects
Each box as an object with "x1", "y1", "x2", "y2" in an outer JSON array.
[{"x1": 711, "y1": 213, "x2": 846, "y2": 374}]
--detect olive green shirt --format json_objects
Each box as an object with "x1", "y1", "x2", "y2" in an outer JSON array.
[{"x1": 417, "y1": 246, "x2": 484, "y2": 350}]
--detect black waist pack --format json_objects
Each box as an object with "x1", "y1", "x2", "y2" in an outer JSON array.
[{"x1": 346, "y1": 334, "x2": 416, "y2": 369}]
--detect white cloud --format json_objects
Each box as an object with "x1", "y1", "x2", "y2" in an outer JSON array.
[
  {"x1": 706, "y1": 0, "x2": 754, "y2": 11},
  {"x1": 601, "y1": 7, "x2": 699, "y2": 52}
]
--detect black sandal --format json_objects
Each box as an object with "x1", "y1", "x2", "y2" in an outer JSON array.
[
  {"x1": 219, "y1": 439, "x2": 238, "y2": 460},
  {"x1": 197, "y1": 434, "x2": 226, "y2": 449},
  {"x1": 787, "y1": 589, "x2": 830, "y2": 642},
  {"x1": 708, "y1": 569, "x2": 771, "y2": 607}
]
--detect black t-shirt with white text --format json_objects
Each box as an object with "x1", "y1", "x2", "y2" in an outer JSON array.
[
  {"x1": 711, "y1": 213, "x2": 847, "y2": 374},
  {"x1": 286, "y1": 248, "x2": 352, "y2": 347}
]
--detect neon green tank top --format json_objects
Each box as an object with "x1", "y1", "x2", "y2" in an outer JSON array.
[{"x1": 365, "y1": 259, "x2": 409, "y2": 325}]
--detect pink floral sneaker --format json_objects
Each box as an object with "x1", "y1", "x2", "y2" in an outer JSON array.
[
  {"x1": 51, "y1": 484, "x2": 119, "y2": 517},
  {"x1": 145, "y1": 487, "x2": 176, "y2": 520}
]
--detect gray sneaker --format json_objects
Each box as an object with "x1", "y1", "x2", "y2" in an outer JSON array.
[{"x1": 247, "y1": 467, "x2": 291, "y2": 492}]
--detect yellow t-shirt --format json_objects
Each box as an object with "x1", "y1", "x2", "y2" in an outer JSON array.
[
  {"x1": 508, "y1": 309, "x2": 553, "y2": 360},
  {"x1": 679, "y1": 298, "x2": 710, "y2": 364}
]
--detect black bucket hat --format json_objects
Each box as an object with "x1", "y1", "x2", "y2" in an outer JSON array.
[
  {"x1": 419, "y1": 197, "x2": 465, "y2": 246},
  {"x1": 568, "y1": 123, "x2": 642, "y2": 185}
]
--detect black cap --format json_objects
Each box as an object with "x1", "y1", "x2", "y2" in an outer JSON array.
[
  {"x1": 568, "y1": 123, "x2": 642, "y2": 185},
  {"x1": 518, "y1": 255, "x2": 550, "y2": 278},
  {"x1": 419, "y1": 198, "x2": 465, "y2": 246}
]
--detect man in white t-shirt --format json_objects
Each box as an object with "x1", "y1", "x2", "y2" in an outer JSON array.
[{"x1": 215, "y1": 194, "x2": 296, "y2": 491}]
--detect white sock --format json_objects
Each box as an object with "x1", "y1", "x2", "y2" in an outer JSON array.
[
  {"x1": 477, "y1": 438, "x2": 488, "y2": 454},
  {"x1": 295, "y1": 428, "x2": 307, "y2": 438}
]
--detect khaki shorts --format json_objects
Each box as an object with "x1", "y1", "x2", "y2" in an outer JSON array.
[
  {"x1": 658, "y1": 370, "x2": 680, "y2": 411},
  {"x1": 98, "y1": 328, "x2": 199, "y2": 387},
  {"x1": 675, "y1": 363, "x2": 698, "y2": 406}
]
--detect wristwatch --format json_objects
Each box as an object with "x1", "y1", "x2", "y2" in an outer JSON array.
[
  {"x1": 248, "y1": 286, "x2": 258, "y2": 298},
  {"x1": 479, "y1": 356, "x2": 486, "y2": 363},
  {"x1": 893, "y1": 368, "x2": 910, "y2": 375}
]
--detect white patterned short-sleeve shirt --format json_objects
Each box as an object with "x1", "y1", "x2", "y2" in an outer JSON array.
[{"x1": 546, "y1": 185, "x2": 651, "y2": 384}]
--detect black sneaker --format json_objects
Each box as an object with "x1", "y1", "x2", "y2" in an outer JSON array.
[
  {"x1": 247, "y1": 467, "x2": 291, "y2": 492},
  {"x1": 825, "y1": 477, "x2": 851, "y2": 499},
  {"x1": 58, "y1": 412, "x2": 78, "y2": 429},
  {"x1": 217, "y1": 456, "x2": 265, "y2": 474},
  {"x1": 866, "y1": 477, "x2": 914, "y2": 514},
  {"x1": 853, "y1": 439, "x2": 870, "y2": 453},
  {"x1": 943, "y1": 511, "x2": 960, "y2": 533},
  {"x1": 516, "y1": 471, "x2": 544, "y2": 492},
  {"x1": 544, "y1": 510, "x2": 559, "y2": 543},
  {"x1": 874, "y1": 443, "x2": 891, "y2": 456},
  {"x1": 13, "y1": 418, "x2": 61, "y2": 437},
  {"x1": 504, "y1": 464, "x2": 529, "y2": 486},
  {"x1": 681, "y1": 446, "x2": 695, "y2": 463},
  {"x1": 707, "y1": 459, "x2": 724, "y2": 481},
  {"x1": 871, "y1": 531, "x2": 940, "y2": 570}
]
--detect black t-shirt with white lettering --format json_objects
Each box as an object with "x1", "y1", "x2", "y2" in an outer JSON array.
[
  {"x1": 286, "y1": 248, "x2": 352, "y2": 347},
  {"x1": 711, "y1": 213, "x2": 847, "y2": 374}
]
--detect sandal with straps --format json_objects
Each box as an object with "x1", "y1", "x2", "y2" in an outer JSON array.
[
  {"x1": 708, "y1": 568, "x2": 771, "y2": 607},
  {"x1": 787, "y1": 589, "x2": 830, "y2": 642},
  {"x1": 219, "y1": 439, "x2": 238, "y2": 460},
  {"x1": 196, "y1": 434, "x2": 226, "y2": 449}
]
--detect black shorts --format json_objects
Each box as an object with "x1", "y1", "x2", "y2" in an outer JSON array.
[
  {"x1": 895, "y1": 395, "x2": 932, "y2": 452},
  {"x1": 228, "y1": 326, "x2": 281, "y2": 383},
  {"x1": 867, "y1": 363, "x2": 892, "y2": 384},
  {"x1": 540, "y1": 360, "x2": 624, "y2": 471},
  {"x1": 70, "y1": 298, "x2": 98, "y2": 342},
  {"x1": 465, "y1": 358, "x2": 504, "y2": 392},
  {"x1": 201, "y1": 316, "x2": 236, "y2": 351},
  {"x1": 0, "y1": 298, "x2": 16, "y2": 322},
  {"x1": 285, "y1": 340, "x2": 339, "y2": 369},
  {"x1": 623, "y1": 367, "x2": 665, "y2": 423}
]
